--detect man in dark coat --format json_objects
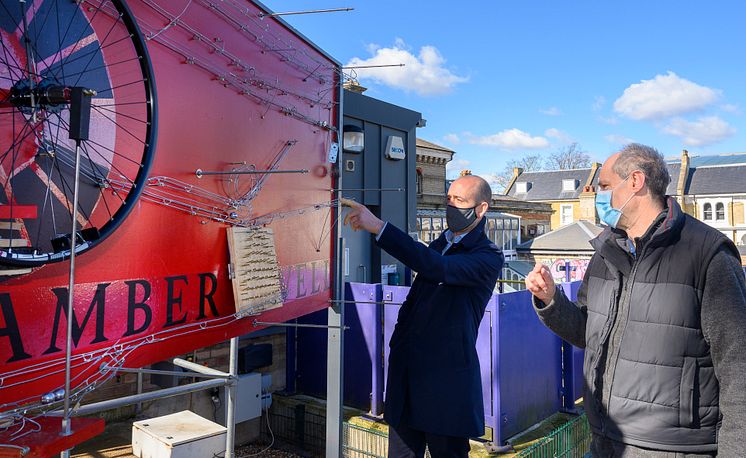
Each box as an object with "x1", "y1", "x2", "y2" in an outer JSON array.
[{"x1": 342, "y1": 175, "x2": 504, "y2": 458}]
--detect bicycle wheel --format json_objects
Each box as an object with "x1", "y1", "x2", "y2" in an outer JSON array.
[{"x1": 0, "y1": 0, "x2": 157, "y2": 266}]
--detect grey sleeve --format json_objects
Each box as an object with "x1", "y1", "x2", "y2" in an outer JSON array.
[
  {"x1": 532, "y1": 282, "x2": 588, "y2": 349},
  {"x1": 701, "y1": 247, "x2": 746, "y2": 456}
]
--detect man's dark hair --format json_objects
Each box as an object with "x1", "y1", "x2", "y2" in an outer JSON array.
[{"x1": 613, "y1": 143, "x2": 671, "y2": 202}]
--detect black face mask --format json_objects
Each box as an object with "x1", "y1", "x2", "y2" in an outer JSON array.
[{"x1": 446, "y1": 204, "x2": 477, "y2": 233}]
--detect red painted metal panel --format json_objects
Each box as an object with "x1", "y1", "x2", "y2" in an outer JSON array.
[
  {"x1": 0, "y1": 205, "x2": 37, "y2": 219},
  {"x1": 0, "y1": 417, "x2": 104, "y2": 457},
  {"x1": 0, "y1": 0, "x2": 338, "y2": 418}
]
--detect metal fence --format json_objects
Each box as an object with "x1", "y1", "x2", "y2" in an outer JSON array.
[
  {"x1": 343, "y1": 423, "x2": 387, "y2": 458},
  {"x1": 264, "y1": 396, "x2": 590, "y2": 458},
  {"x1": 342, "y1": 423, "x2": 433, "y2": 458},
  {"x1": 515, "y1": 413, "x2": 591, "y2": 458},
  {"x1": 261, "y1": 399, "x2": 327, "y2": 456}
]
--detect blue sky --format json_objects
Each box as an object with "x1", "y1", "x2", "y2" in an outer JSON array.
[{"x1": 263, "y1": 1, "x2": 746, "y2": 187}]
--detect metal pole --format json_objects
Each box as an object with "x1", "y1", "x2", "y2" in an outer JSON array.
[
  {"x1": 60, "y1": 86, "x2": 94, "y2": 458},
  {"x1": 253, "y1": 320, "x2": 349, "y2": 330},
  {"x1": 225, "y1": 337, "x2": 238, "y2": 458},
  {"x1": 195, "y1": 168, "x2": 308, "y2": 177},
  {"x1": 326, "y1": 238, "x2": 345, "y2": 457},
  {"x1": 136, "y1": 372, "x2": 143, "y2": 417},
  {"x1": 259, "y1": 7, "x2": 353, "y2": 18},
  {"x1": 60, "y1": 137, "x2": 83, "y2": 458},
  {"x1": 173, "y1": 358, "x2": 231, "y2": 377},
  {"x1": 51, "y1": 379, "x2": 228, "y2": 416},
  {"x1": 325, "y1": 75, "x2": 345, "y2": 457}
]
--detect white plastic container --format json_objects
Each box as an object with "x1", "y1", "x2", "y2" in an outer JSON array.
[{"x1": 132, "y1": 410, "x2": 227, "y2": 458}]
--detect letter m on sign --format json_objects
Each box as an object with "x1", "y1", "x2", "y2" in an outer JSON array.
[{"x1": 44, "y1": 284, "x2": 110, "y2": 354}]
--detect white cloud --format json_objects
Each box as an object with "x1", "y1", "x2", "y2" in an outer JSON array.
[
  {"x1": 721, "y1": 103, "x2": 741, "y2": 114},
  {"x1": 599, "y1": 116, "x2": 619, "y2": 125},
  {"x1": 346, "y1": 39, "x2": 468, "y2": 96},
  {"x1": 593, "y1": 96, "x2": 606, "y2": 112},
  {"x1": 443, "y1": 133, "x2": 461, "y2": 145},
  {"x1": 540, "y1": 106, "x2": 562, "y2": 116},
  {"x1": 605, "y1": 134, "x2": 635, "y2": 146},
  {"x1": 662, "y1": 116, "x2": 735, "y2": 147},
  {"x1": 468, "y1": 128, "x2": 549, "y2": 150},
  {"x1": 613, "y1": 72, "x2": 720, "y2": 121},
  {"x1": 544, "y1": 128, "x2": 574, "y2": 144},
  {"x1": 446, "y1": 158, "x2": 472, "y2": 178}
]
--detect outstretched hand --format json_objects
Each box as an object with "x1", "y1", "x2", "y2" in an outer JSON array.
[
  {"x1": 525, "y1": 263, "x2": 556, "y2": 305},
  {"x1": 341, "y1": 198, "x2": 385, "y2": 234}
]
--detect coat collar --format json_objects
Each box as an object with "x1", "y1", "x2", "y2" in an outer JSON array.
[
  {"x1": 431, "y1": 217, "x2": 488, "y2": 252},
  {"x1": 591, "y1": 196, "x2": 685, "y2": 269}
]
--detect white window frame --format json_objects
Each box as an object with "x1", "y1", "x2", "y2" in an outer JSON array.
[
  {"x1": 562, "y1": 179, "x2": 578, "y2": 192},
  {"x1": 703, "y1": 202, "x2": 712, "y2": 220},
  {"x1": 716, "y1": 202, "x2": 726, "y2": 221},
  {"x1": 560, "y1": 204, "x2": 574, "y2": 226}
]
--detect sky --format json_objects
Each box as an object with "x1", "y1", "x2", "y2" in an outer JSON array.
[{"x1": 262, "y1": 1, "x2": 746, "y2": 188}]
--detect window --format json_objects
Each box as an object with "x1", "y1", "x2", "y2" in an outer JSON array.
[
  {"x1": 703, "y1": 203, "x2": 712, "y2": 220},
  {"x1": 560, "y1": 204, "x2": 574, "y2": 225},
  {"x1": 416, "y1": 169, "x2": 423, "y2": 195},
  {"x1": 432, "y1": 218, "x2": 442, "y2": 231},
  {"x1": 516, "y1": 182, "x2": 531, "y2": 193},
  {"x1": 562, "y1": 179, "x2": 579, "y2": 192},
  {"x1": 716, "y1": 203, "x2": 725, "y2": 221}
]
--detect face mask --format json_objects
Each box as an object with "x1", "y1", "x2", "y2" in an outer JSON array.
[
  {"x1": 446, "y1": 204, "x2": 478, "y2": 233},
  {"x1": 595, "y1": 176, "x2": 635, "y2": 228}
]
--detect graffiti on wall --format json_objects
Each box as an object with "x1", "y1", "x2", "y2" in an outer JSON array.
[{"x1": 547, "y1": 258, "x2": 590, "y2": 282}]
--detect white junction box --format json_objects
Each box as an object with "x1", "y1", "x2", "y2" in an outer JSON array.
[
  {"x1": 216, "y1": 372, "x2": 262, "y2": 425},
  {"x1": 132, "y1": 410, "x2": 227, "y2": 458}
]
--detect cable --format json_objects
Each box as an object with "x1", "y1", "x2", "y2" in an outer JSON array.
[
  {"x1": 147, "y1": 0, "x2": 193, "y2": 41},
  {"x1": 242, "y1": 406, "x2": 274, "y2": 457}
]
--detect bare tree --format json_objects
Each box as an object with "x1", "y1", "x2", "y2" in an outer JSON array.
[
  {"x1": 493, "y1": 153, "x2": 546, "y2": 193},
  {"x1": 546, "y1": 143, "x2": 591, "y2": 170}
]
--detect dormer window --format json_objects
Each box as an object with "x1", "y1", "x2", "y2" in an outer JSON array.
[
  {"x1": 562, "y1": 179, "x2": 579, "y2": 192},
  {"x1": 516, "y1": 182, "x2": 531, "y2": 193}
]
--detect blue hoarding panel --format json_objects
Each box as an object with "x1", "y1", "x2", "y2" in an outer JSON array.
[
  {"x1": 292, "y1": 281, "x2": 586, "y2": 444},
  {"x1": 495, "y1": 289, "x2": 563, "y2": 441}
]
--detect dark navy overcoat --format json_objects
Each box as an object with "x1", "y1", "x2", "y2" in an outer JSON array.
[{"x1": 376, "y1": 217, "x2": 503, "y2": 437}]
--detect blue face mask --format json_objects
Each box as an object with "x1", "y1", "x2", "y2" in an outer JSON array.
[{"x1": 595, "y1": 176, "x2": 635, "y2": 228}]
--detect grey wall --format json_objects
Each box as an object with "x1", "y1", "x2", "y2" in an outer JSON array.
[{"x1": 341, "y1": 90, "x2": 421, "y2": 284}]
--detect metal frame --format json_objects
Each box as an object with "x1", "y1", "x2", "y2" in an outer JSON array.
[{"x1": 54, "y1": 341, "x2": 240, "y2": 457}]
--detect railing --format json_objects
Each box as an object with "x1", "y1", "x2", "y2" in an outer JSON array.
[
  {"x1": 515, "y1": 413, "x2": 591, "y2": 458},
  {"x1": 343, "y1": 423, "x2": 387, "y2": 458}
]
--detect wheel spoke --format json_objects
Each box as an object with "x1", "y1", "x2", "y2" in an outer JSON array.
[{"x1": 0, "y1": 0, "x2": 156, "y2": 265}]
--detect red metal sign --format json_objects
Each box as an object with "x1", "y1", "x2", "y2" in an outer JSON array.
[{"x1": 0, "y1": 0, "x2": 338, "y2": 415}]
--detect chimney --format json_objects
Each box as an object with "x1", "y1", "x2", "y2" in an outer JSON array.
[
  {"x1": 343, "y1": 79, "x2": 367, "y2": 94},
  {"x1": 585, "y1": 162, "x2": 601, "y2": 189},
  {"x1": 576, "y1": 162, "x2": 601, "y2": 222},
  {"x1": 579, "y1": 182, "x2": 598, "y2": 223},
  {"x1": 460, "y1": 169, "x2": 472, "y2": 176},
  {"x1": 676, "y1": 149, "x2": 691, "y2": 212},
  {"x1": 503, "y1": 167, "x2": 524, "y2": 195}
]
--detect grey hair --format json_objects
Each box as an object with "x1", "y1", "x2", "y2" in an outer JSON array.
[{"x1": 613, "y1": 143, "x2": 671, "y2": 202}]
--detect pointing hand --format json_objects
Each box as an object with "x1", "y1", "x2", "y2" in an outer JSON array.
[
  {"x1": 525, "y1": 262, "x2": 556, "y2": 305},
  {"x1": 341, "y1": 198, "x2": 385, "y2": 234}
]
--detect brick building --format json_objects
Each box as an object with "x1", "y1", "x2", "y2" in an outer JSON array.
[
  {"x1": 415, "y1": 138, "x2": 454, "y2": 210},
  {"x1": 504, "y1": 163, "x2": 601, "y2": 230},
  {"x1": 414, "y1": 139, "x2": 551, "y2": 260}
]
